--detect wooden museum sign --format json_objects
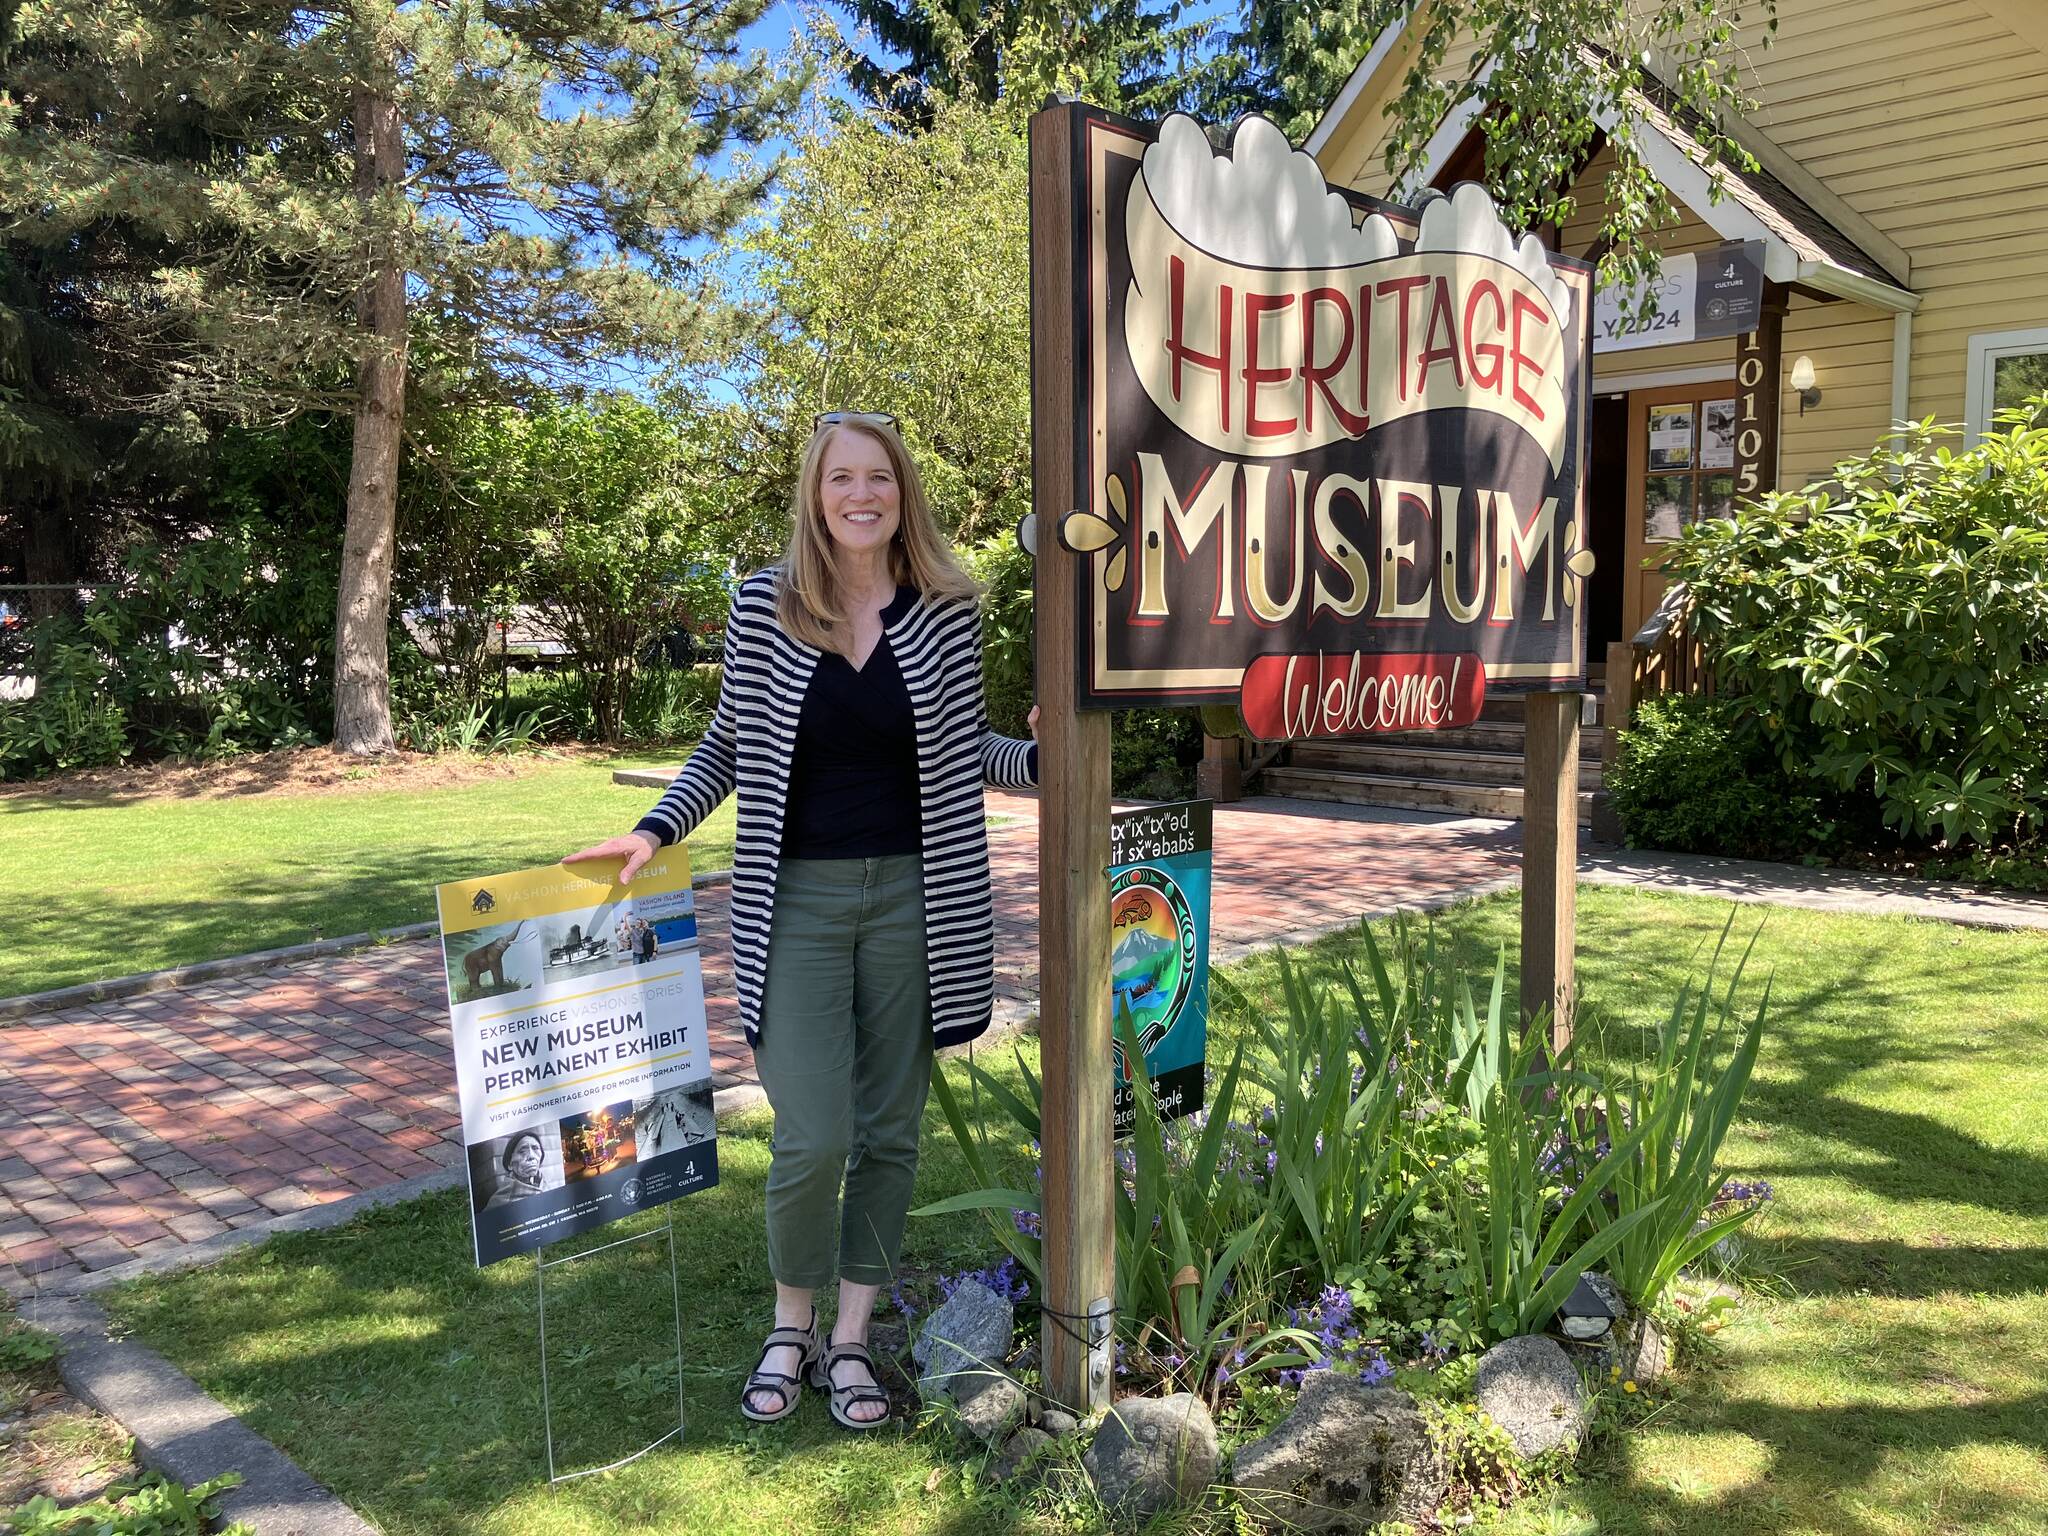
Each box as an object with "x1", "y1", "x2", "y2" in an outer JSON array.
[{"x1": 1048, "y1": 110, "x2": 1595, "y2": 735}]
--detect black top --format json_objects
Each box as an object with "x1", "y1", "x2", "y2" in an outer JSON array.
[{"x1": 782, "y1": 584, "x2": 923, "y2": 858}]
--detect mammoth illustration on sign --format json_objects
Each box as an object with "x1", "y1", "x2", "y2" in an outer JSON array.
[{"x1": 1047, "y1": 110, "x2": 1594, "y2": 735}]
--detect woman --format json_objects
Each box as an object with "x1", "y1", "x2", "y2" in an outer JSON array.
[
  {"x1": 483, "y1": 1128, "x2": 547, "y2": 1210},
  {"x1": 566, "y1": 413, "x2": 1038, "y2": 1430}
]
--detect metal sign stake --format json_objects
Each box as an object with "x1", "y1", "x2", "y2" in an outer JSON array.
[{"x1": 535, "y1": 1207, "x2": 687, "y2": 1487}]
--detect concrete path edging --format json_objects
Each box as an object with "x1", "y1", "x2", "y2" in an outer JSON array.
[
  {"x1": 0, "y1": 867, "x2": 736, "y2": 1024},
  {"x1": 30, "y1": 1288, "x2": 379, "y2": 1536},
  {"x1": 1581, "y1": 847, "x2": 2048, "y2": 930}
]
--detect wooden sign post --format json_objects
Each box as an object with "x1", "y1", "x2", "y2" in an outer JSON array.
[
  {"x1": 1520, "y1": 690, "x2": 1581, "y2": 1055},
  {"x1": 1030, "y1": 103, "x2": 1116, "y2": 1413},
  {"x1": 1027, "y1": 101, "x2": 1594, "y2": 1409}
]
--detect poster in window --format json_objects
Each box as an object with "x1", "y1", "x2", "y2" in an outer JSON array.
[
  {"x1": 1644, "y1": 475, "x2": 1692, "y2": 541},
  {"x1": 1648, "y1": 407, "x2": 1695, "y2": 470},
  {"x1": 1701, "y1": 400, "x2": 1737, "y2": 470},
  {"x1": 1700, "y1": 472, "x2": 1737, "y2": 523}
]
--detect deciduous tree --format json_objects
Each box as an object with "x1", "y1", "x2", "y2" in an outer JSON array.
[
  {"x1": 1211, "y1": 0, "x2": 1776, "y2": 305},
  {"x1": 680, "y1": 87, "x2": 1033, "y2": 547}
]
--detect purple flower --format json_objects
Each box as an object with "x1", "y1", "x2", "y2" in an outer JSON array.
[
  {"x1": 891, "y1": 1279, "x2": 920, "y2": 1320},
  {"x1": 1012, "y1": 1207, "x2": 1042, "y2": 1237},
  {"x1": 1715, "y1": 1177, "x2": 1776, "y2": 1205},
  {"x1": 1317, "y1": 1285, "x2": 1354, "y2": 1325}
]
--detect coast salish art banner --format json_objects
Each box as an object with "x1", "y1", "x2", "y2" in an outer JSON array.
[
  {"x1": 1107, "y1": 799, "x2": 1211, "y2": 1137},
  {"x1": 436, "y1": 855, "x2": 717, "y2": 1266},
  {"x1": 1047, "y1": 110, "x2": 1594, "y2": 735}
]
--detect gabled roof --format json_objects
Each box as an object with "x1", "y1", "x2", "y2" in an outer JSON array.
[{"x1": 1306, "y1": 24, "x2": 1919, "y2": 313}]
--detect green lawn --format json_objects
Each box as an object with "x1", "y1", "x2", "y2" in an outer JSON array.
[
  {"x1": 0, "y1": 752, "x2": 732, "y2": 1000},
  {"x1": 98, "y1": 889, "x2": 2048, "y2": 1536}
]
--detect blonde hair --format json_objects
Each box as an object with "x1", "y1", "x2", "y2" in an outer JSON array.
[{"x1": 776, "y1": 419, "x2": 980, "y2": 654}]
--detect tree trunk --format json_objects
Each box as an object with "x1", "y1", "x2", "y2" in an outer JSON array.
[
  {"x1": 22, "y1": 498, "x2": 78, "y2": 624},
  {"x1": 333, "y1": 73, "x2": 408, "y2": 755}
]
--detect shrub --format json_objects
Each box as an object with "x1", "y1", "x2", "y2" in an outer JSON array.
[
  {"x1": 1110, "y1": 708, "x2": 1203, "y2": 800},
  {"x1": 1673, "y1": 395, "x2": 2048, "y2": 848},
  {"x1": 967, "y1": 529, "x2": 1204, "y2": 797},
  {"x1": 506, "y1": 399, "x2": 733, "y2": 743},
  {"x1": 1605, "y1": 693, "x2": 1837, "y2": 858},
  {"x1": 0, "y1": 520, "x2": 335, "y2": 779},
  {"x1": 967, "y1": 531, "x2": 1034, "y2": 740}
]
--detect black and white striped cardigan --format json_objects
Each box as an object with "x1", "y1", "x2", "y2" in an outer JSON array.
[{"x1": 634, "y1": 568, "x2": 1038, "y2": 1050}]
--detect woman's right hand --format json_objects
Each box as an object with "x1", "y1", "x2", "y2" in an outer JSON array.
[{"x1": 564, "y1": 829, "x2": 662, "y2": 885}]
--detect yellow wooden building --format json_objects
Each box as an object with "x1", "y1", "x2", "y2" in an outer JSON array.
[{"x1": 1226, "y1": 0, "x2": 2048, "y2": 817}]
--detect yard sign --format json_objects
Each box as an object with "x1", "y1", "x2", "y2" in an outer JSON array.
[
  {"x1": 435, "y1": 854, "x2": 718, "y2": 1266},
  {"x1": 1107, "y1": 798, "x2": 1211, "y2": 1135},
  {"x1": 1030, "y1": 101, "x2": 1594, "y2": 1414}
]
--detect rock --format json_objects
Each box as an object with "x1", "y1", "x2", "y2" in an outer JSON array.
[
  {"x1": 1676, "y1": 1269, "x2": 1743, "y2": 1304},
  {"x1": 1616, "y1": 1313, "x2": 1670, "y2": 1384},
  {"x1": 1039, "y1": 1406, "x2": 1079, "y2": 1438},
  {"x1": 1230, "y1": 1373, "x2": 1447, "y2": 1531},
  {"x1": 990, "y1": 1425, "x2": 1057, "y2": 1486},
  {"x1": 954, "y1": 1369, "x2": 1029, "y2": 1444},
  {"x1": 1473, "y1": 1335, "x2": 1591, "y2": 1460},
  {"x1": 1560, "y1": 1275, "x2": 1670, "y2": 1387},
  {"x1": 1083, "y1": 1392, "x2": 1219, "y2": 1520},
  {"x1": 913, "y1": 1279, "x2": 1014, "y2": 1404}
]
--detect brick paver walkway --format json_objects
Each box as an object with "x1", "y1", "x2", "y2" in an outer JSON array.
[{"x1": 0, "y1": 795, "x2": 1521, "y2": 1288}]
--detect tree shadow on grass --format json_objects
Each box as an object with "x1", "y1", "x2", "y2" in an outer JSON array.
[
  {"x1": 0, "y1": 831, "x2": 730, "y2": 1001},
  {"x1": 1758, "y1": 1235, "x2": 2048, "y2": 1299},
  {"x1": 102, "y1": 1101, "x2": 1035, "y2": 1536},
  {"x1": 1577, "y1": 1384, "x2": 2048, "y2": 1536}
]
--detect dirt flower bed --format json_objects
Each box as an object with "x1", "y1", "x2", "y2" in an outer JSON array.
[
  {"x1": 0, "y1": 743, "x2": 606, "y2": 806},
  {"x1": 1, "y1": 1314, "x2": 247, "y2": 1533}
]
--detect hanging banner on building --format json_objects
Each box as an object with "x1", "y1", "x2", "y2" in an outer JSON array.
[
  {"x1": 1593, "y1": 240, "x2": 1765, "y2": 353},
  {"x1": 1045, "y1": 109, "x2": 1593, "y2": 724},
  {"x1": 436, "y1": 855, "x2": 718, "y2": 1267},
  {"x1": 1108, "y1": 799, "x2": 1211, "y2": 1136}
]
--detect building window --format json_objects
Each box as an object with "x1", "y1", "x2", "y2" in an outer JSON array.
[{"x1": 1965, "y1": 327, "x2": 2048, "y2": 445}]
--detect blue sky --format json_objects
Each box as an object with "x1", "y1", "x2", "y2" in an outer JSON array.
[{"x1": 588, "y1": 0, "x2": 1248, "y2": 398}]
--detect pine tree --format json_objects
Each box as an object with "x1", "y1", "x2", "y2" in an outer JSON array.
[
  {"x1": 843, "y1": 0, "x2": 1219, "y2": 118},
  {"x1": 0, "y1": 4, "x2": 223, "y2": 618},
  {"x1": 0, "y1": 0, "x2": 801, "y2": 752}
]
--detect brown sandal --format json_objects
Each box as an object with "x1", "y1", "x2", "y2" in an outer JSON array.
[
  {"x1": 812, "y1": 1340, "x2": 891, "y2": 1430},
  {"x1": 739, "y1": 1309, "x2": 819, "y2": 1423}
]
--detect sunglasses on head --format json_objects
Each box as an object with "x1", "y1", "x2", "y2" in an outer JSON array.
[{"x1": 813, "y1": 410, "x2": 897, "y2": 430}]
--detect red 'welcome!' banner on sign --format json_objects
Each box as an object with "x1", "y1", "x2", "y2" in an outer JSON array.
[
  {"x1": 1239, "y1": 651, "x2": 1486, "y2": 740},
  {"x1": 1041, "y1": 108, "x2": 1593, "y2": 733}
]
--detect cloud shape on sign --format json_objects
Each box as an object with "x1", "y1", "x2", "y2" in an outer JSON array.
[
  {"x1": 1413, "y1": 182, "x2": 1575, "y2": 324},
  {"x1": 1139, "y1": 112, "x2": 1400, "y2": 270}
]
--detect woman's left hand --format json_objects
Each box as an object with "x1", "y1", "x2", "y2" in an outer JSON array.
[{"x1": 1027, "y1": 706, "x2": 1040, "y2": 741}]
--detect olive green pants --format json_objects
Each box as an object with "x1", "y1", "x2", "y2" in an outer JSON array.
[{"x1": 753, "y1": 855, "x2": 934, "y2": 1288}]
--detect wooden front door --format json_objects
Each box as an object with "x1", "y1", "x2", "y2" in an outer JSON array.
[{"x1": 1623, "y1": 381, "x2": 1738, "y2": 634}]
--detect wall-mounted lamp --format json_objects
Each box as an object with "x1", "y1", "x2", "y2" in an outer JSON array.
[{"x1": 1790, "y1": 354, "x2": 1822, "y2": 414}]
